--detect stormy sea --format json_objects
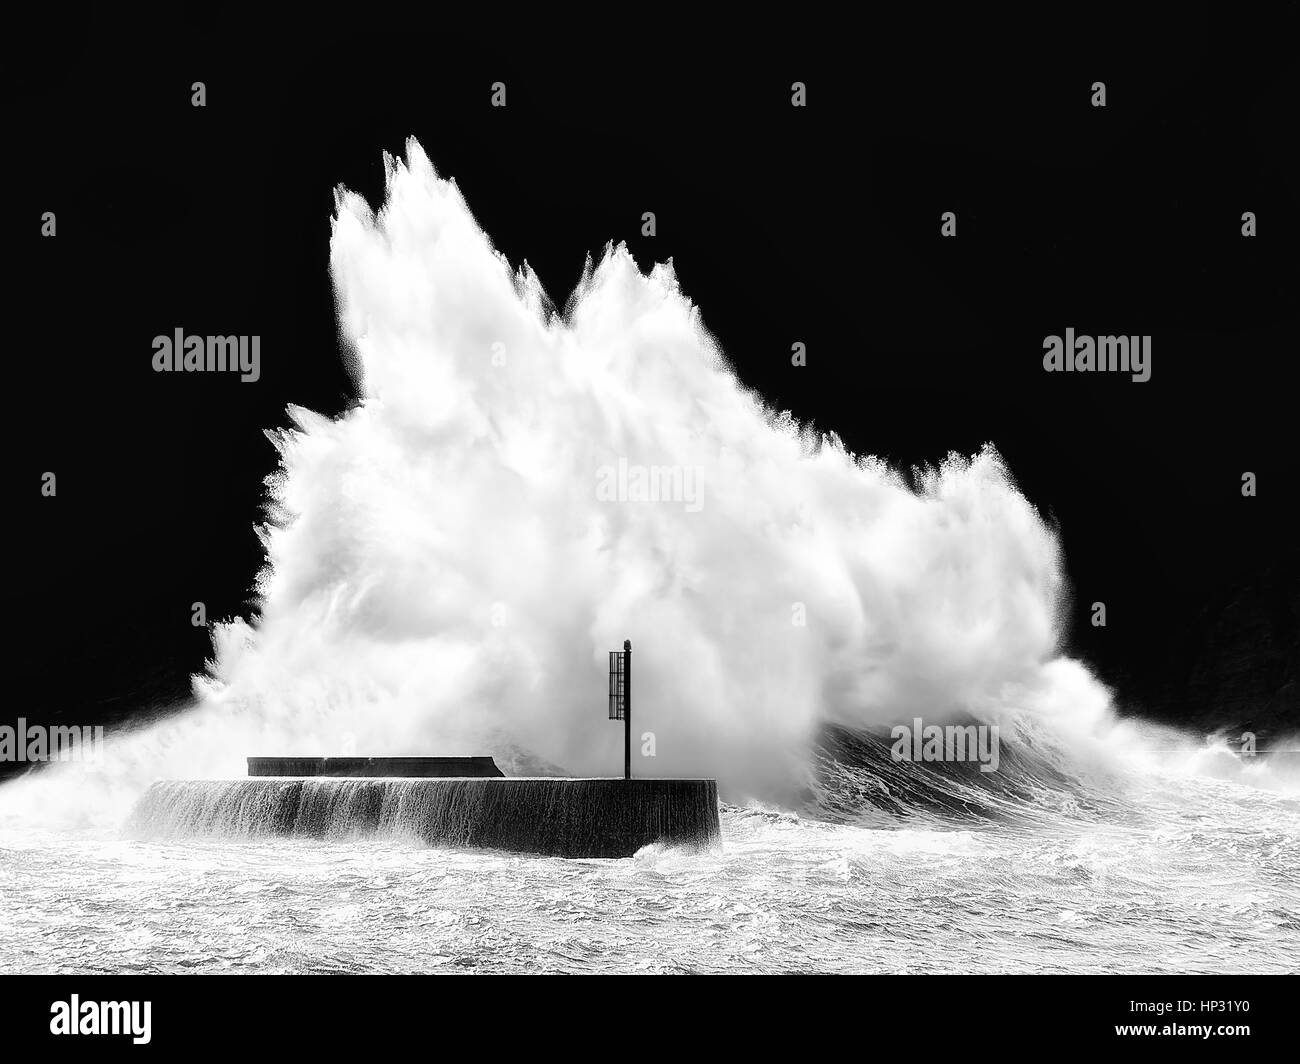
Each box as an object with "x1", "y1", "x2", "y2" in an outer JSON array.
[{"x1": 1, "y1": 140, "x2": 1295, "y2": 974}]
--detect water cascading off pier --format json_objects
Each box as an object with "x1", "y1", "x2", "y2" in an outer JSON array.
[{"x1": 128, "y1": 775, "x2": 721, "y2": 859}]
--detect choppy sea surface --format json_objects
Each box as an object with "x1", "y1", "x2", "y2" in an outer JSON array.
[{"x1": 2, "y1": 769, "x2": 1296, "y2": 974}]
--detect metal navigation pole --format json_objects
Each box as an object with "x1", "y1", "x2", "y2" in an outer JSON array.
[
  {"x1": 623, "y1": 639, "x2": 631, "y2": 781},
  {"x1": 608, "y1": 639, "x2": 632, "y2": 780}
]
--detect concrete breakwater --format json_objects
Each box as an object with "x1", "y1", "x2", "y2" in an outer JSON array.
[
  {"x1": 247, "y1": 756, "x2": 504, "y2": 777},
  {"x1": 127, "y1": 777, "x2": 721, "y2": 858}
]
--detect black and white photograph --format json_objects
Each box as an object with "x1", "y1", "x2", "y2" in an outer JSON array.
[{"x1": 2, "y1": 7, "x2": 1296, "y2": 1048}]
